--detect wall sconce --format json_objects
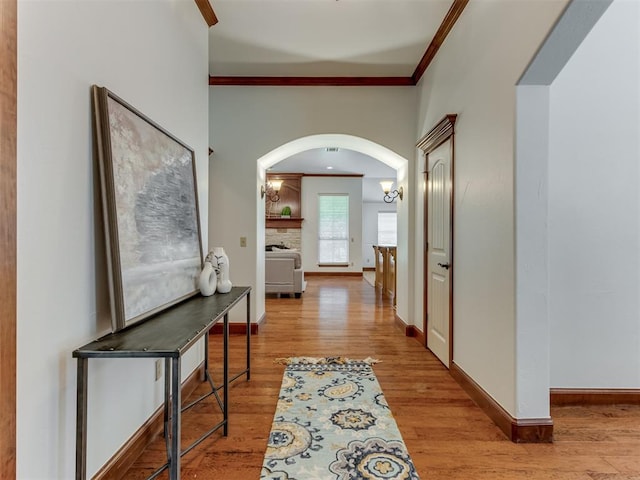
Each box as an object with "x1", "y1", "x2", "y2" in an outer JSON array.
[
  {"x1": 260, "y1": 179, "x2": 284, "y2": 202},
  {"x1": 380, "y1": 181, "x2": 403, "y2": 203}
]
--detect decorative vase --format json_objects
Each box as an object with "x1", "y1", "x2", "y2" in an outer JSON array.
[
  {"x1": 198, "y1": 260, "x2": 217, "y2": 296},
  {"x1": 213, "y1": 247, "x2": 232, "y2": 293}
]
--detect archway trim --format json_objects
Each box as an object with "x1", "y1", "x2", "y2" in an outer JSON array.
[{"x1": 257, "y1": 134, "x2": 407, "y2": 171}]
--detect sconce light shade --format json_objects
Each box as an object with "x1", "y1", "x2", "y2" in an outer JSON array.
[
  {"x1": 269, "y1": 179, "x2": 283, "y2": 192},
  {"x1": 380, "y1": 181, "x2": 403, "y2": 203},
  {"x1": 261, "y1": 179, "x2": 284, "y2": 202},
  {"x1": 380, "y1": 180, "x2": 394, "y2": 194}
]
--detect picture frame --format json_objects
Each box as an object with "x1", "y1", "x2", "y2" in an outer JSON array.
[{"x1": 92, "y1": 86, "x2": 203, "y2": 332}]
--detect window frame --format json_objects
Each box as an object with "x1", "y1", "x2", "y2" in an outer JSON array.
[
  {"x1": 317, "y1": 193, "x2": 350, "y2": 266},
  {"x1": 377, "y1": 211, "x2": 397, "y2": 246}
]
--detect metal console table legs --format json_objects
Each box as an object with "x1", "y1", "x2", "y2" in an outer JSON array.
[{"x1": 73, "y1": 287, "x2": 251, "y2": 480}]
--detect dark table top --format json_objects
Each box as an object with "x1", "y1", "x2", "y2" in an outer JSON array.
[{"x1": 73, "y1": 287, "x2": 250, "y2": 359}]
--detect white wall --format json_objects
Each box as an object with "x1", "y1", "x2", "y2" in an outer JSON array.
[
  {"x1": 363, "y1": 202, "x2": 397, "y2": 268},
  {"x1": 17, "y1": 1, "x2": 209, "y2": 477},
  {"x1": 515, "y1": 85, "x2": 552, "y2": 418},
  {"x1": 301, "y1": 176, "x2": 363, "y2": 273},
  {"x1": 209, "y1": 87, "x2": 417, "y2": 324},
  {"x1": 548, "y1": 0, "x2": 640, "y2": 388},
  {"x1": 416, "y1": 0, "x2": 568, "y2": 416}
]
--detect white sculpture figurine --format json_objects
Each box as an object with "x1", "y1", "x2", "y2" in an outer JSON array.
[
  {"x1": 213, "y1": 247, "x2": 232, "y2": 293},
  {"x1": 198, "y1": 252, "x2": 217, "y2": 297}
]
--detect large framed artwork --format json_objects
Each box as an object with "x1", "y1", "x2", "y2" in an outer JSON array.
[{"x1": 92, "y1": 86, "x2": 203, "y2": 332}]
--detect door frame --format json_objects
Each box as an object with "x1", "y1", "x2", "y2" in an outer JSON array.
[{"x1": 417, "y1": 114, "x2": 457, "y2": 366}]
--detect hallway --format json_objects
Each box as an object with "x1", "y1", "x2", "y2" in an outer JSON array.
[{"x1": 125, "y1": 276, "x2": 640, "y2": 479}]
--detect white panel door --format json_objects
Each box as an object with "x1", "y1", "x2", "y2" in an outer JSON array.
[{"x1": 427, "y1": 141, "x2": 452, "y2": 368}]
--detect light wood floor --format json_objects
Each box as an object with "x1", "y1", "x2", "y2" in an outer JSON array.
[{"x1": 125, "y1": 276, "x2": 640, "y2": 479}]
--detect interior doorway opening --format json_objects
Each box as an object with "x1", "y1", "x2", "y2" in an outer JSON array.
[{"x1": 255, "y1": 134, "x2": 409, "y2": 319}]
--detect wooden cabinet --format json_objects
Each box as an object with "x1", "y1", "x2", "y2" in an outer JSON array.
[{"x1": 266, "y1": 173, "x2": 303, "y2": 228}]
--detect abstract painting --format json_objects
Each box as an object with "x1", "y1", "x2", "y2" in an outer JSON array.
[{"x1": 92, "y1": 86, "x2": 202, "y2": 331}]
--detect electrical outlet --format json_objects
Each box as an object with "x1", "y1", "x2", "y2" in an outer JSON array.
[
  {"x1": 155, "y1": 359, "x2": 162, "y2": 381},
  {"x1": 240, "y1": 236, "x2": 247, "y2": 247}
]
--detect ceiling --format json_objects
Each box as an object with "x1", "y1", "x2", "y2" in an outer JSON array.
[
  {"x1": 208, "y1": 0, "x2": 454, "y2": 78},
  {"x1": 207, "y1": 0, "x2": 458, "y2": 200},
  {"x1": 269, "y1": 148, "x2": 395, "y2": 177},
  {"x1": 269, "y1": 148, "x2": 397, "y2": 203}
]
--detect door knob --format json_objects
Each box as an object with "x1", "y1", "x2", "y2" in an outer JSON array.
[{"x1": 437, "y1": 262, "x2": 450, "y2": 270}]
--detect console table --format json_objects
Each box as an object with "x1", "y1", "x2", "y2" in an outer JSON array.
[{"x1": 73, "y1": 286, "x2": 251, "y2": 480}]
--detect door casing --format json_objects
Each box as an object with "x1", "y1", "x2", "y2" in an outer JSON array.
[{"x1": 417, "y1": 114, "x2": 457, "y2": 367}]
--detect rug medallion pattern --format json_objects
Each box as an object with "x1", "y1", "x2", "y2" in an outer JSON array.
[{"x1": 261, "y1": 357, "x2": 420, "y2": 480}]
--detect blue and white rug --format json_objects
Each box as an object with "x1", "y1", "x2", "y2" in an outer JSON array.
[{"x1": 261, "y1": 357, "x2": 420, "y2": 480}]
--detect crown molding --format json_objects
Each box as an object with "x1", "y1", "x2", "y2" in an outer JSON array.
[
  {"x1": 208, "y1": 0, "x2": 469, "y2": 87},
  {"x1": 208, "y1": 76, "x2": 414, "y2": 87},
  {"x1": 194, "y1": 0, "x2": 218, "y2": 27},
  {"x1": 412, "y1": 0, "x2": 469, "y2": 85}
]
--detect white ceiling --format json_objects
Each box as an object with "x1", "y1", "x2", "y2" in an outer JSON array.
[
  {"x1": 269, "y1": 148, "x2": 395, "y2": 176},
  {"x1": 209, "y1": 0, "x2": 453, "y2": 77},
  {"x1": 269, "y1": 148, "x2": 397, "y2": 202},
  {"x1": 208, "y1": 0, "x2": 437, "y2": 202}
]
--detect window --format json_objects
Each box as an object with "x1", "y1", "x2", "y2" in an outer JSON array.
[
  {"x1": 377, "y1": 212, "x2": 397, "y2": 246},
  {"x1": 318, "y1": 194, "x2": 349, "y2": 264}
]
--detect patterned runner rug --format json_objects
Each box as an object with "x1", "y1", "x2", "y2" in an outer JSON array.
[{"x1": 261, "y1": 357, "x2": 420, "y2": 480}]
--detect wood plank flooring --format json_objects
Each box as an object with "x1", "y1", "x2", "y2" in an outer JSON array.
[{"x1": 124, "y1": 276, "x2": 640, "y2": 479}]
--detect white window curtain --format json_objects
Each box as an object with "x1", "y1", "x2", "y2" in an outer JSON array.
[
  {"x1": 318, "y1": 194, "x2": 349, "y2": 264},
  {"x1": 377, "y1": 211, "x2": 397, "y2": 246}
]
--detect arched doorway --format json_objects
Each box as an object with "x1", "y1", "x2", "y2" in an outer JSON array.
[{"x1": 254, "y1": 134, "x2": 409, "y2": 328}]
